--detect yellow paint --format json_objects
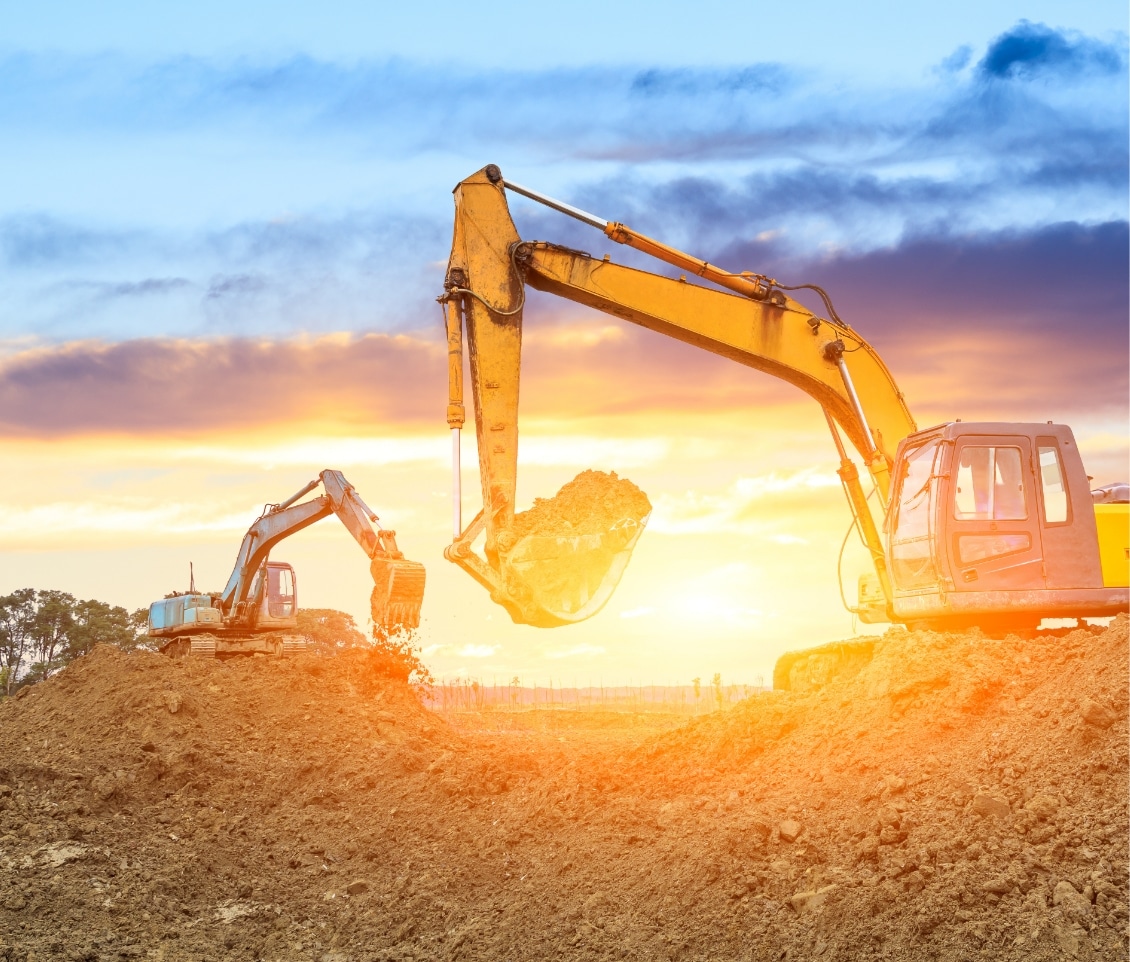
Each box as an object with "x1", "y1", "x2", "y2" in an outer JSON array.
[{"x1": 1094, "y1": 503, "x2": 1130, "y2": 588}]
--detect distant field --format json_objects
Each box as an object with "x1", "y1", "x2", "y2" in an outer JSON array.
[{"x1": 425, "y1": 680, "x2": 768, "y2": 715}]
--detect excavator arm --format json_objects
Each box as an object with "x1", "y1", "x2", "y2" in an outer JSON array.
[
  {"x1": 442, "y1": 165, "x2": 917, "y2": 622},
  {"x1": 221, "y1": 469, "x2": 425, "y2": 631}
]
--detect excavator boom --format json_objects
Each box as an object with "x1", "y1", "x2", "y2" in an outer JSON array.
[{"x1": 443, "y1": 165, "x2": 915, "y2": 622}]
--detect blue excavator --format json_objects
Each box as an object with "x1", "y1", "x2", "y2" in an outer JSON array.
[{"x1": 147, "y1": 470, "x2": 425, "y2": 657}]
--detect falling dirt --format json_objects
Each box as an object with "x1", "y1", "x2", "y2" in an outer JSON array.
[
  {"x1": 510, "y1": 470, "x2": 651, "y2": 539},
  {"x1": 0, "y1": 617, "x2": 1127, "y2": 961}
]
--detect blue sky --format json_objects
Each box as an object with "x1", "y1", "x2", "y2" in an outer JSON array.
[{"x1": 1, "y1": 7, "x2": 1126, "y2": 349}]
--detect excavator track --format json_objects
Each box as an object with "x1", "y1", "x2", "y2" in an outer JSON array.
[
  {"x1": 162, "y1": 633, "x2": 305, "y2": 659},
  {"x1": 773, "y1": 639, "x2": 876, "y2": 694},
  {"x1": 281, "y1": 636, "x2": 307, "y2": 656},
  {"x1": 162, "y1": 635, "x2": 218, "y2": 659}
]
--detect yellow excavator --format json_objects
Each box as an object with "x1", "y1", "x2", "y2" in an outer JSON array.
[
  {"x1": 147, "y1": 469, "x2": 425, "y2": 657},
  {"x1": 438, "y1": 165, "x2": 1128, "y2": 656}
]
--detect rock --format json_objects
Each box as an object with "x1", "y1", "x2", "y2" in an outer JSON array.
[
  {"x1": 1079, "y1": 698, "x2": 1116, "y2": 730},
  {"x1": 876, "y1": 805, "x2": 901, "y2": 828},
  {"x1": 914, "y1": 907, "x2": 946, "y2": 935},
  {"x1": 778, "y1": 820, "x2": 803, "y2": 843},
  {"x1": 749, "y1": 818, "x2": 773, "y2": 839},
  {"x1": 346, "y1": 880, "x2": 370, "y2": 896},
  {"x1": 1024, "y1": 794, "x2": 1059, "y2": 822},
  {"x1": 789, "y1": 884, "x2": 837, "y2": 914},
  {"x1": 856, "y1": 837, "x2": 880, "y2": 861},
  {"x1": 1028, "y1": 824, "x2": 1057, "y2": 845},
  {"x1": 904, "y1": 871, "x2": 926, "y2": 894},
  {"x1": 1053, "y1": 880, "x2": 1091, "y2": 922},
  {"x1": 163, "y1": 692, "x2": 182, "y2": 714},
  {"x1": 882, "y1": 774, "x2": 907, "y2": 795},
  {"x1": 878, "y1": 825, "x2": 904, "y2": 845},
  {"x1": 972, "y1": 793, "x2": 1010, "y2": 819},
  {"x1": 2, "y1": 890, "x2": 27, "y2": 911},
  {"x1": 891, "y1": 857, "x2": 919, "y2": 878},
  {"x1": 40, "y1": 842, "x2": 87, "y2": 868},
  {"x1": 982, "y1": 877, "x2": 1014, "y2": 895}
]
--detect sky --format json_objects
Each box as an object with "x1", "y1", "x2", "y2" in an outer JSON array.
[{"x1": 0, "y1": 2, "x2": 1126, "y2": 686}]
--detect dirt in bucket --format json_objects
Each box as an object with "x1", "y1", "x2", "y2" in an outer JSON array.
[{"x1": 509, "y1": 469, "x2": 652, "y2": 539}]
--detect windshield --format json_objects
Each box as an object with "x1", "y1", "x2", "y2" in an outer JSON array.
[{"x1": 890, "y1": 440, "x2": 940, "y2": 590}]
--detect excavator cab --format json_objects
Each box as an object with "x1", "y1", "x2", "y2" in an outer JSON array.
[
  {"x1": 880, "y1": 422, "x2": 1127, "y2": 630},
  {"x1": 252, "y1": 561, "x2": 299, "y2": 629}
]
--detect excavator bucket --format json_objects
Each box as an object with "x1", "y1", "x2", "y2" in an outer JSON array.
[
  {"x1": 370, "y1": 555, "x2": 427, "y2": 631},
  {"x1": 498, "y1": 514, "x2": 650, "y2": 626},
  {"x1": 464, "y1": 470, "x2": 653, "y2": 628}
]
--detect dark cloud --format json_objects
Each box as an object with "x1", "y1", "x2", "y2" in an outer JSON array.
[
  {"x1": 720, "y1": 220, "x2": 1129, "y2": 421},
  {"x1": 0, "y1": 333, "x2": 446, "y2": 437},
  {"x1": 978, "y1": 21, "x2": 1125, "y2": 80},
  {"x1": 104, "y1": 278, "x2": 191, "y2": 298},
  {"x1": 0, "y1": 215, "x2": 137, "y2": 267},
  {"x1": 0, "y1": 220, "x2": 1123, "y2": 439},
  {"x1": 629, "y1": 65, "x2": 787, "y2": 97},
  {"x1": 205, "y1": 273, "x2": 266, "y2": 300},
  {"x1": 764, "y1": 220, "x2": 1129, "y2": 337}
]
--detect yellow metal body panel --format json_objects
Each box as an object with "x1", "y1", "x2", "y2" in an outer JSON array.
[
  {"x1": 1094, "y1": 503, "x2": 1130, "y2": 588},
  {"x1": 523, "y1": 243, "x2": 917, "y2": 479}
]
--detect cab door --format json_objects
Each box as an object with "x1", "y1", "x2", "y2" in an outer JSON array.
[{"x1": 943, "y1": 436, "x2": 1044, "y2": 591}]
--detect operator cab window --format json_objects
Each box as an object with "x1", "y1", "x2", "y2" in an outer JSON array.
[
  {"x1": 268, "y1": 565, "x2": 295, "y2": 617},
  {"x1": 1037, "y1": 444, "x2": 1069, "y2": 524},
  {"x1": 953, "y1": 446, "x2": 1027, "y2": 520}
]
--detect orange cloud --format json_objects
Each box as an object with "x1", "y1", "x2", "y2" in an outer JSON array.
[{"x1": 0, "y1": 313, "x2": 1123, "y2": 444}]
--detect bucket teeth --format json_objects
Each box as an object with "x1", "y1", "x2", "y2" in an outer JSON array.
[{"x1": 370, "y1": 558, "x2": 426, "y2": 631}]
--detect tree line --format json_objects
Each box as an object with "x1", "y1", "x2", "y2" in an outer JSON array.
[
  {"x1": 0, "y1": 589, "x2": 143, "y2": 694},
  {"x1": 0, "y1": 593, "x2": 430, "y2": 695}
]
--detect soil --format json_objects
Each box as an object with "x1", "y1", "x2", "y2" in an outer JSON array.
[
  {"x1": 0, "y1": 617, "x2": 1126, "y2": 962},
  {"x1": 510, "y1": 470, "x2": 652, "y2": 539}
]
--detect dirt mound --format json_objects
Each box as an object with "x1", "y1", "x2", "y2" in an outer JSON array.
[
  {"x1": 510, "y1": 469, "x2": 651, "y2": 539},
  {"x1": 627, "y1": 616, "x2": 1129, "y2": 960},
  {"x1": 0, "y1": 618, "x2": 1125, "y2": 961}
]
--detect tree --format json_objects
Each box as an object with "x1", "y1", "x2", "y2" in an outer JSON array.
[
  {"x1": 0, "y1": 590, "x2": 144, "y2": 694},
  {"x1": 67, "y1": 599, "x2": 138, "y2": 661},
  {"x1": 296, "y1": 608, "x2": 369, "y2": 654},
  {"x1": 30, "y1": 590, "x2": 77, "y2": 681},
  {"x1": 0, "y1": 590, "x2": 37, "y2": 695},
  {"x1": 296, "y1": 607, "x2": 432, "y2": 686}
]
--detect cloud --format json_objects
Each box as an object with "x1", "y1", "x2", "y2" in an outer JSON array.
[
  {"x1": 1, "y1": 27, "x2": 1123, "y2": 346},
  {"x1": 0, "y1": 332, "x2": 445, "y2": 437},
  {"x1": 0, "y1": 220, "x2": 1122, "y2": 440},
  {"x1": 456, "y1": 644, "x2": 499, "y2": 658},
  {"x1": 649, "y1": 471, "x2": 839, "y2": 536},
  {"x1": 205, "y1": 273, "x2": 266, "y2": 300},
  {"x1": 0, "y1": 214, "x2": 139, "y2": 268},
  {"x1": 978, "y1": 22, "x2": 1125, "y2": 80}
]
